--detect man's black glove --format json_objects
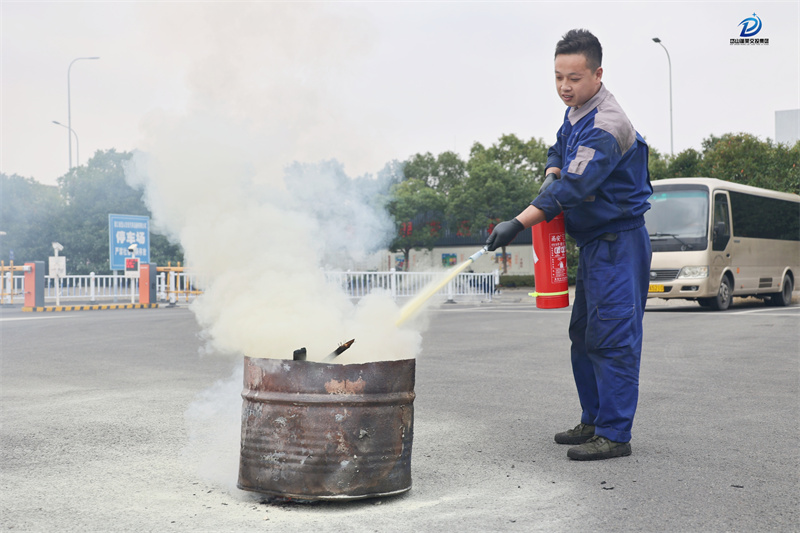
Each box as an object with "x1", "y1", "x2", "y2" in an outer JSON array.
[
  {"x1": 486, "y1": 218, "x2": 524, "y2": 251},
  {"x1": 538, "y1": 172, "x2": 559, "y2": 196}
]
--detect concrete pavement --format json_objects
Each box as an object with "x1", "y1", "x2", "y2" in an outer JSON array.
[{"x1": 1, "y1": 293, "x2": 798, "y2": 532}]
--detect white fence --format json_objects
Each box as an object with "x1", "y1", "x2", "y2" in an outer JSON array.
[
  {"x1": 324, "y1": 270, "x2": 499, "y2": 302},
  {"x1": 45, "y1": 274, "x2": 136, "y2": 302},
  {"x1": 2, "y1": 272, "x2": 185, "y2": 305},
  {"x1": 2, "y1": 269, "x2": 499, "y2": 305}
]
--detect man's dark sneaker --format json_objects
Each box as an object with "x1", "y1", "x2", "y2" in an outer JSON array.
[
  {"x1": 567, "y1": 435, "x2": 632, "y2": 461},
  {"x1": 554, "y1": 423, "x2": 595, "y2": 444}
]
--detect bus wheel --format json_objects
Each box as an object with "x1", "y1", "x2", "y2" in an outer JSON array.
[
  {"x1": 767, "y1": 274, "x2": 793, "y2": 307},
  {"x1": 710, "y1": 276, "x2": 732, "y2": 311}
]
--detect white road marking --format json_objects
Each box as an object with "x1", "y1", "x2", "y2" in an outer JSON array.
[{"x1": 0, "y1": 315, "x2": 72, "y2": 322}]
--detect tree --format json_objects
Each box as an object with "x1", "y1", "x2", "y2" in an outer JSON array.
[
  {"x1": 382, "y1": 152, "x2": 466, "y2": 270},
  {"x1": 447, "y1": 135, "x2": 547, "y2": 231},
  {"x1": 490, "y1": 133, "x2": 550, "y2": 180},
  {"x1": 402, "y1": 151, "x2": 467, "y2": 194},
  {"x1": 56, "y1": 149, "x2": 183, "y2": 274},
  {"x1": 386, "y1": 178, "x2": 446, "y2": 270},
  {"x1": 402, "y1": 152, "x2": 438, "y2": 186},
  {"x1": 769, "y1": 141, "x2": 800, "y2": 194},
  {"x1": 700, "y1": 133, "x2": 773, "y2": 188},
  {"x1": 433, "y1": 151, "x2": 468, "y2": 195},
  {"x1": 0, "y1": 173, "x2": 62, "y2": 265},
  {"x1": 670, "y1": 148, "x2": 703, "y2": 178},
  {"x1": 648, "y1": 134, "x2": 798, "y2": 195},
  {"x1": 647, "y1": 145, "x2": 672, "y2": 182},
  {"x1": 447, "y1": 140, "x2": 540, "y2": 273},
  {"x1": 700, "y1": 134, "x2": 799, "y2": 194}
]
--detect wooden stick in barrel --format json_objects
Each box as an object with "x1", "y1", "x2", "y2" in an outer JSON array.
[{"x1": 322, "y1": 339, "x2": 355, "y2": 362}]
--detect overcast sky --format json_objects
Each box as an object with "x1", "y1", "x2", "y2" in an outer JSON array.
[{"x1": 2, "y1": 1, "x2": 798, "y2": 187}]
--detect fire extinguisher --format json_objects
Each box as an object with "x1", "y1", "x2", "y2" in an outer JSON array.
[{"x1": 531, "y1": 174, "x2": 569, "y2": 309}]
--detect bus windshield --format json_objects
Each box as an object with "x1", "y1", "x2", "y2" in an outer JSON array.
[{"x1": 645, "y1": 188, "x2": 709, "y2": 251}]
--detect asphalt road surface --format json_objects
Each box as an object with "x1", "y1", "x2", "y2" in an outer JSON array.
[{"x1": 2, "y1": 292, "x2": 798, "y2": 532}]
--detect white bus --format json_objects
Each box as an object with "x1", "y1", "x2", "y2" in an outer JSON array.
[{"x1": 645, "y1": 177, "x2": 800, "y2": 310}]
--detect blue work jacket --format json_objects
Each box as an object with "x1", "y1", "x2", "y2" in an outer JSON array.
[{"x1": 532, "y1": 84, "x2": 652, "y2": 247}]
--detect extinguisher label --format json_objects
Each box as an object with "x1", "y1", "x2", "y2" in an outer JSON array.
[{"x1": 549, "y1": 234, "x2": 568, "y2": 284}]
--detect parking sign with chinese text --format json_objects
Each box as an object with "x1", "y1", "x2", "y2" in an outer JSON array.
[{"x1": 108, "y1": 214, "x2": 150, "y2": 270}]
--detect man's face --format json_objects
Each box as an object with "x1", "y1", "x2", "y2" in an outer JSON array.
[{"x1": 554, "y1": 53, "x2": 602, "y2": 108}]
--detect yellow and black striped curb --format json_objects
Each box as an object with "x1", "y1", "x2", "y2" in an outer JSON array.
[{"x1": 22, "y1": 303, "x2": 160, "y2": 312}]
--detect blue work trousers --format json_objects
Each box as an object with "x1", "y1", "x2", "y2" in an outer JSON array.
[{"x1": 568, "y1": 225, "x2": 651, "y2": 443}]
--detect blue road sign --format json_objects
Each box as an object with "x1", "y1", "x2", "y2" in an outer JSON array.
[{"x1": 109, "y1": 214, "x2": 150, "y2": 271}]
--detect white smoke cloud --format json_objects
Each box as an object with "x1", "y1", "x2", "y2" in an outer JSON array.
[
  {"x1": 124, "y1": 111, "x2": 420, "y2": 363},
  {"x1": 123, "y1": 4, "x2": 423, "y2": 364},
  {"x1": 181, "y1": 363, "x2": 246, "y2": 496},
  {"x1": 125, "y1": 4, "x2": 428, "y2": 493},
  {"x1": 134, "y1": 2, "x2": 385, "y2": 179}
]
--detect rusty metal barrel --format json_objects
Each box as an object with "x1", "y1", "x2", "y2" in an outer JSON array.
[{"x1": 238, "y1": 356, "x2": 415, "y2": 501}]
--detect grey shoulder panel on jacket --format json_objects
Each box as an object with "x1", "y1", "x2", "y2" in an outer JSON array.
[{"x1": 593, "y1": 93, "x2": 636, "y2": 155}]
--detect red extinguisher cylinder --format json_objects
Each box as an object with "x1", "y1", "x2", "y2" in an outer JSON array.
[{"x1": 531, "y1": 213, "x2": 569, "y2": 309}]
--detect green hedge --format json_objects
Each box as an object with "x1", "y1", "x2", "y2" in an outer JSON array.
[
  {"x1": 498, "y1": 272, "x2": 577, "y2": 288},
  {"x1": 498, "y1": 275, "x2": 536, "y2": 288},
  {"x1": 499, "y1": 235, "x2": 580, "y2": 287}
]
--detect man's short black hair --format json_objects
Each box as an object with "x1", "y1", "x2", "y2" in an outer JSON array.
[{"x1": 555, "y1": 29, "x2": 603, "y2": 71}]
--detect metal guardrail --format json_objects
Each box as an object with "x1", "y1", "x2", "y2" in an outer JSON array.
[
  {"x1": 324, "y1": 270, "x2": 499, "y2": 302},
  {"x1": 156, "y1": 267, "x2": 206, "y2": 305},
  {"x1": 45, "y1": 274, "x2": 136, "y2": 301},
  {"x1": 1, "y1": 273, "x2": 144, "y2": 304},
  {"x1": 1, "y1": 269, "x2": 499, "y2": 305},
  {"x1": 1, "y1": 262, "x2": 27, "y2": 304}
]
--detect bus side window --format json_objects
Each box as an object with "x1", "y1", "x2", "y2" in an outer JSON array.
[{"x1": 713, "y1": 193, "x2": 731, "y2": 251}]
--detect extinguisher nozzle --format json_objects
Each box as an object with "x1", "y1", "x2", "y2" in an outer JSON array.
[{"x1": 468, "y1": 246, "x2": 488, "y2": 262}]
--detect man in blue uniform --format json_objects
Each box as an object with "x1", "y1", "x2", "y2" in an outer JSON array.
[{"x1": 486, "y1": 29, "x2": 652, "y2": 461}]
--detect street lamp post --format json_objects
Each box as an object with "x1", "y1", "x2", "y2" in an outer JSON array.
[
  {"x1": 67, "y1": 56, "x2": 99, "y2": 170},
  {"x1": 652, "y1": 37, "x2": 673, "y2": 156},
  {"x1": 52, "y1": 121, "x2": 80, "y2": 167}
]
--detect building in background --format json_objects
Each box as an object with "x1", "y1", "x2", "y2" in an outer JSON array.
[{"x1": 775, "y1": 109, "x2": 800, "y2": 145}]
